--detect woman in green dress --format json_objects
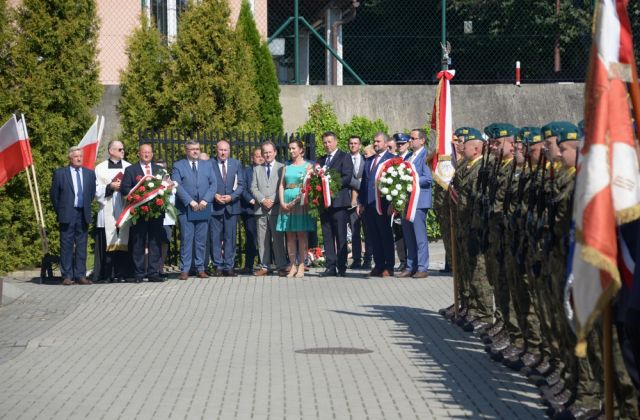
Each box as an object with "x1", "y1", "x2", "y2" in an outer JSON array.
[{"x1": 276, "y1": 139, "x2": 315, "y2": 278}]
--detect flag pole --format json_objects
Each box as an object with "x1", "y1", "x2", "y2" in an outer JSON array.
[
  {"x1": 603, "y1": 303, "x2": 614, "y2": 420},
  {"x1": 21, "y1": 116, "x2": 49, "y2": 253},
  {"x1": 449, "y1": 205, "x2": 459, "y2": 317},
  {"x1": 23, "y1": 166, "x2": 45, "y2": 253}
]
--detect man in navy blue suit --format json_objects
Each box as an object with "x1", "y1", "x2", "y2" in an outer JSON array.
[
  {"x1": 120, "y1": 143, "x2": 165, "y2": 283},
  {"x1": 172, "y1": 140, "x2": 217, "y2": 280},
  {"x1": 239, "y1": 148, "x2": 263, "y2": 274},
  {"x1": 318, "y1": 131, "x2": 354, "y2": 277},
  {"x1": 50, "y1": 146, "x2": 96, "y2": 285},
  {"x1": 397, "y1": 129, "x2": 433, "y2": 279},
  {"x1": 210, "y1": 140, "x2": 244, "y2": 277},
  {"x1": 357, "y1": 133, "x2": 395, "y2": 277}
]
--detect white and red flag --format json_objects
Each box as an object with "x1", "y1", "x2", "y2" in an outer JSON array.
[
  {"x1": 568, "y1": 0, "x2": 640, "y2": 356},
  {"x1": 0, "y1": 114, "x2": 33, "y2": 188},
  {"x1": 77, "y1": 115, "x2": 104, "y2": 169},
  {"x1": 430, "y1": 69, "x2": 456, "y2": 189}
]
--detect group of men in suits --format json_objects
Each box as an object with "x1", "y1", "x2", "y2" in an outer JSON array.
[
  {"x1": 50, "y1": 130, "x2": 433, "y2": 284},
  {"x1": 355, "y1": 130, "x2": 433, "y2": 278}
]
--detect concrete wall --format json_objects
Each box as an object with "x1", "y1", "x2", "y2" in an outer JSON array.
[
  {"x1": 95, "y1": 83, "x2": 586, "y2": 146},
  {"x1": 280, "y1": 84, "x2": 585, "y2": 135}
]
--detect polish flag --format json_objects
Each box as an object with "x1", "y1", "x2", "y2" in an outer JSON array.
[
  {"x1": 77, "y1": 116, "x2": 104, "y2": 169},
  {"x1": 0, "y1": 114, "x2": 33, "y2": 188},
  {"x1": 568, "y1": 0, "x2": 640, "y2": 357},
  {"x1": 430, "y1": 69, "x2": 456, "y2": 189}
]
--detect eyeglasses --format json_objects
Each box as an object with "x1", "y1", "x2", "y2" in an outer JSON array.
[
  {"x1": 117, "y1": 148, "x2": 124, "y2": 152},
  {"x1": 410, "y1": 137, "x2": 421, "y2": 141}
]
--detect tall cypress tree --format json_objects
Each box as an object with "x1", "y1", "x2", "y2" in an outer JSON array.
[
  {"x1": 0, "y1": 0, "x2": 12, "y2": 116},
  {"x1": 236, "y1": 0, "x2": 283, "y2": 134},
  {"x1": 161, "y1": 0, "x2": 260, "y2": 132},
  {"x1": 118, "y1": 15, "x2": 171, "y2": 145},
  {"x1": 0, "y1": 0, "x2": 102, "y2": 273}
]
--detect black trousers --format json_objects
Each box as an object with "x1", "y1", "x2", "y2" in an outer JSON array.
[
  {"x1": 363, "y1": 206, "x2": 394, "y2": 272},
  {"x1": 129, "y1": 217, "x2": 163, "y2": 278},
  {"x1": 93, "y1": 228, "x2": 133, "y2": 281},
  {"x1": 320, "y1": 207, "x2": 349, "y2": 273},
  {"x1": 241, "y1": 213, "x2": 258, "y2": 269}
]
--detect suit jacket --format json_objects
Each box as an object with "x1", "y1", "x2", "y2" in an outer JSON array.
[
  {"x1": 240, "y1": 165, "x2": 257, "y2": 215},
  {"x1": 318, "y1": 149, "x2": 354, "y2": 208},
  {"x1": 211, "y1": 157, "x2": 244, "y2": 215},
  {"x1": 251, "y1": 160, "x2": 284, "y2": 216},
  {"x1": 50, "y1": 166, "x2": 96, "y2": 225},
  {"x1": 121, "y1": 161, "x2": 163, "y2": 197},
  {"x1": 348, "y1": 153, "x2": 365, "y2": 191},
  {"x1": 171, "y1": 158, "x2": 217, "y2": 214},
  {"x1": 405, "y1": 148, "x2": 433, "y2": 209},
  {"x1": 359, "y1": 151, "x2": 394, "y2": 209}
]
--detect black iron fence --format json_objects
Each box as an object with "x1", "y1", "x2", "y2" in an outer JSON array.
[{"x1": 137, "y1": 130, "x2": 316, "y2": 267}]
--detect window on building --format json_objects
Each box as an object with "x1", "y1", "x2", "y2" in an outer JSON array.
[{"x1": 149, "y1": 0, "x2": 188, "y2": 42}]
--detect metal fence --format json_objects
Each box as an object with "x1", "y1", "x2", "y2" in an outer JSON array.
[
  {"x1": 137, "y1": 129, "x2": 316, "y2": 267},
  {"x1": 97, "y1": 1, "x2": 640, "y2": 86}
]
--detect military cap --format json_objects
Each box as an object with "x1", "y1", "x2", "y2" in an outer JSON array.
[
  {"x1": 392, "y1": 132, "x2": 410, "y2": 144},
  {"x1": 554, "y1": 121, "x2": 580, "y2": 144},
  {"x1": 484, "y1": 123, "x2": 517, "y2": 139},
  {"x1": 455, "y1": 127, "x2": 484, "y2": 143},
  {"x1": 577, "y1": 120, "x2": 585, "y2": 138},
  {"x1": 518, "y1": 126, "x2": 543, "y2": 145}
]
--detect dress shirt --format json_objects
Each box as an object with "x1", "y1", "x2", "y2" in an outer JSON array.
[
  {"x1": 351, "y1": 154, "x2": 361, "y2": 175},
  {"x1": 139, "y1": 162, "x2": 152, "y2": 175},
  {"x1": 70, "y1": 166, "x2": 83, "y2": 207},
  {"x1": 409, "y1": 147, "x2": 424, "y2": 163}
]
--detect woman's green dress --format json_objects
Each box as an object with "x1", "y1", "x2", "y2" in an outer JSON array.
[{"x1": 276, "y1": 162, "x2": 316, "y2": 232}]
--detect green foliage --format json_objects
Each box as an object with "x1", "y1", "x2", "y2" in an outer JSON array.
[
  {"x1": 118, "y1": 15, "x2": 170, "y2": 145},
  {"x1": 427, "y1": 209, "x2": 442, "y2": 241},
  {"x1": 341, "y1": 116, "x2": 389, "y2": 146},
  {"x1": 0, "y1": 0, "x2": 12, "y2": 116},
  {"x1": 161, "y1": 0, "x2": 260, "y2": 132},
  {"x1": 297, "y1": 96, "x2": 341, "y2": 156},
  {"x1": 0, "y1": 0, "x2": 101, "y2": 274},
  {"x1": 236, "y1": 0, "x2": 283, "y2": 134},
  {"x1": 297, "y1": 96, "x2": 389, "y2": 155}
]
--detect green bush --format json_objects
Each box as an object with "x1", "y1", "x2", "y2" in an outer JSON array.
[
  {"x1": 236, "y1": 0, "x2": 283, "y2": 134},
  {"x1": 0, "y1": 0, "x2": 102, "y2": 275},
  {"x1": 160, "y1": 0, "x2": 260, "y2": 132},
  {"x1": 118, "y1": 15, "x2": 170, "y2": 145},
  {"x1": 341, "y1": 115, "x2": 389, "y2": 146},
  {"x1": 296, "y1": 96, "x2": 341, "y2": 156}
]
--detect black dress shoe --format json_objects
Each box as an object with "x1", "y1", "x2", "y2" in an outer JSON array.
[
  {"x1": 349, "y1": 262, "x2": 362, "y2": 269},
  {"x1": 361, "y1": 262, "x2": 372, "y2": 270},
  {"x1": 223, "y1": 269, "x2": 238, "y2": 277},
  {"x1": 160, "y1": 273, "x2": 168, "y2": 279},
  {"x1": 396, "y1": 262, "x2": 406, "y2": 272},
  {"x1": 148, "y1": 277, "x2": 166, "y2": 282},
  {"x1": 337, "y1": 271, "x2": 347, "y2": 277},
  {"x1": 319, "y1": 269, "x2": 337, "y2": 277}
]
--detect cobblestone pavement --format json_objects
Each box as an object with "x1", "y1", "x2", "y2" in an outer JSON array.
[{"x1": 0, "y1": 242, "x2": 545, "y2": 419}]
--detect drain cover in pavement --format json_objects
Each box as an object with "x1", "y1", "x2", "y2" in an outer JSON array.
[{"x1": 295, "y1": 347, "x2": 373, "y2": 355}]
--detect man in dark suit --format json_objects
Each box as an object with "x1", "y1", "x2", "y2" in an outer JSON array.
[
  {"x1": 397, "y1": 129, "x2": 433, "y2": 279},
  {"x1": 210, "y1": 140, "x2": 244, "y2": 277},
  {"x1": 357, "y1": 132, "x2": 395, "y2": 277},
  {"x1": 172, "y1": 140, "x2": 217, "y2": 280},
  {"x1": 347, "y1": 136, "x2": 365, "y2": 269},
  {"x1": 120, "y1": 143, "x2": 165, "y2": 283},
  {"x1": 318, "y1": 131, "x2": 354, "y2": 277},
  {"x1": 240, "y1": 148, "x2": 263, "y2": 274},
  {"x1": 50, "y1": 146, "x2": 96, "y2": 285}
]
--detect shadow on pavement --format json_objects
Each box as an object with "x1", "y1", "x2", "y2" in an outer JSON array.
[{"x1": 333, "y1": 305, "x2": 545, "y2": 419}]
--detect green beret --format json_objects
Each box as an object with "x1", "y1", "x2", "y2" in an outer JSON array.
[
  {"x1": 518, "y1": 126, "x2": 543, "y2": 145},
  {"x1": 484, "y1": 123, "x2": 517, "y2": 139},
  {"x1": 577, "y1": 120, "x2": 585, "y2": 138},
  {"x1": 555, "y1": 122, "x2": 580, "y2": 144},
  {"x1": 455, "y1": 127, "x2": 484, "y2": 142},
  {"x1": 541, "y1": 121, "x2": 570, "y2": 139}
]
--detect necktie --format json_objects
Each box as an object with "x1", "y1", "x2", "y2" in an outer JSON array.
[
  {"x1": 266, "y1": 163, "x2": 271, "y2": 179},
  {"x1": 325, "y1": 154, "x2": 332, "y2": 167},
  {"x1": 145, "y1": 164, "x2": 151, "y2": 175},
  {"x1": 371, "y1": 155, "x2": 380, "y2": 171},
  {"x1": 75, "y1": 168, "x2": 84, "y2": 208},
  {"x1": 221, "y1": 160, "x2": 227, "y2": 182},
  {"x1": 192, "y1": 161, "x2": 197, "y2": 174}
]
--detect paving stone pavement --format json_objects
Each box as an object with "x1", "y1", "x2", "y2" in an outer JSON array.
[{"x1": 0, "y1": 242, "x2": 546, "y2": 419}]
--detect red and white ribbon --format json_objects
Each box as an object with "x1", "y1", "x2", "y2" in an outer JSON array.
[
  {"x1": 374, "y1": 158, "x2": 420, "y2": 222},
  {"x1": 116, "y1": 175, "x2": 175, "y2": 228}
]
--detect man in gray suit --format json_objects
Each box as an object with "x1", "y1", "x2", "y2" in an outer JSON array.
[
  {"x1": 347, "y1": 136, "x2": 366, "y2": 269},
  {"x1": 251, "y1": 141, "x2": 287, "y2": 276}
]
